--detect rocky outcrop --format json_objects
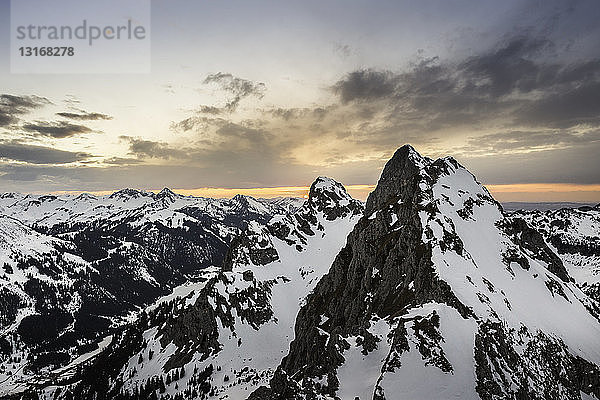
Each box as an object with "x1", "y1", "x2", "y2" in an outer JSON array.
[
  {"x1": 0, "y1": 190, "x2": 302, "y2": 395},
  {"x1": 514, "y1": 206, "x2": 600, "y2": 305},
  {"x1": 307, "y1": 177, "x2": 364, "y2": 221},
  {"x1": 498, "y1": 217, "x2": 571, "y2": 282},
  {"x1": 223, "y1": 222, "x2": 280, "y2": 271},
  {"x1": 266, "y1": 177, "x2": 363, "y2": 252}
]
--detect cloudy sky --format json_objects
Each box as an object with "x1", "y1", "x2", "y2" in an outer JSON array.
[{"x1": 1, "y1": 0, "x2": 599, "y2": 201}]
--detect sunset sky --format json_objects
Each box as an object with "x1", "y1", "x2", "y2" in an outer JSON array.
[{"x1": 1, "y1": 0, "x2": 599, "y2": 202}]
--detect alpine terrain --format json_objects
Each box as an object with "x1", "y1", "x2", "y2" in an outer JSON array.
[{"x1": 0, "y1": 145, "x2": 598, "y2": 400}]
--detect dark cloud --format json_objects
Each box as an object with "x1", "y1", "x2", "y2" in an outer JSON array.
[
  {"x1": 0, "y1": 112, "x2": 14, "y2": 127},
  {"x1": 3, "y1": 4, "x2": 600, "y2": 193},
  {"x1": 0, "y1": 140, "x2": 92, "y2": 164},
  {"x1": 460, "y1": 141, "x2": 600, "y2": 185},
  {"x1": 1, "y1": 94, "x2": 50, "y2": 110},
  {"x1": 119, "y1": 136, "x2": 190, "y2": 160},
  {"x1": 162, "y1": 28, "x2": 600, "y2": 192},
  {"x1": 22, "y1": 121, "x2": 93, "y2": 138},
  {"x1": 460, "y1": 129, "x2": 600, "y2": 155},
  {"x1": 203, "y1": 72, "x2": 266, "y2": 112},
  {"x1": 333, "y1": 69, "x2": 399, "y2": 103},
  {"x1": 56, "y1": 111, "x2": 112, "y2": 121},
  {"x1": 0, "y1": 94, "x2": 50, "y2": 127},
  {"x1": 118, "y1": 117, "x2": 304, "y2": 188},
  {"x1": 515, "y1": 81, "x2": 600, "y2": 128},
  {"x1": 459, "y1": 35, "x2": 554, "y2": 96},
  {"x1": 214, "y1": 122, "x2": 274, "y2": 149},
  {"x1": 332, "y1": 34, "x2": 600, "y2": 131},
  {"x1": 170, "y1": 116, "x2": 200, "y2": 132},
  {"x1": 171, "y1": 114, "x2": 228, "y2": 133}
]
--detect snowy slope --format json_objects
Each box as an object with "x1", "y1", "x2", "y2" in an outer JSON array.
[
  {"x1": 0, "y1": 189, "x2": 305, "y2": 398},
  {"x1": 0, "y1": 216, "x2": 94, "y2": 395},
  {"x1": 23, "y1": 178, "x2": 363, "y2": 400},
  {"x1": 0, "y1": 189, "x2": 300, "y2": 234},
  {"x1": 113, "y1": 209, "x2": 359, "y2": 400}
]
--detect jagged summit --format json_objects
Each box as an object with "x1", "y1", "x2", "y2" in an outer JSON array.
[
  {"x1": 365, "y1": 144, "x2": 430, "y2": 213},
  {"x1": 225, "y1": 177, "x2": 364, "y2": 269},
  {"x1": 308, "y1": 176, "x2": 352, "y2": 202},
  {"x1": 307, "y1": 176, "x2": 363, "y2": 220},
  {"x1": 74, "y1": 192, "x2": 97, "y2": 201},
  {"x1": 108, "y1": 187, "x2": 151, "y2": 199},
  {"x1": 229, "y1": 193, "x2": 272, "y2": 217},
  {"x1": 156, "y1": 187, "x2": 177, "y2": 197},
  {"x1": 155, "y1": 187, "x2": 181, "y2": 203},
  {"x1": 365, "y1": 144, "x2": 468, "y2": 215}
]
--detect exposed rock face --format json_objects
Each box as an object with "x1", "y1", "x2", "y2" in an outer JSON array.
[
  {"x1": 307, "y1": 177, "x2": 364, "y2": 221},
  {"x1": 252, "y1": 145, "x2": 600, "y2": 400},
  {"x1": 224, "y1": 177, "x2": 364, "y2": 270},
  {"x1": 223, "y1": 221, "x2": 280, "y2": 271},
  {"x1": 266, "y1": 177, "x2": 363, "y2": 252},
  {"x1": 270, "y1": 147, "x2": 472, "y2": 394},
  {"x1": 498, "y1": 217, "x2": 570, "y2": 282},
  {"x1": 514, "y1": 206, "x2": 600, "y2": 306}
]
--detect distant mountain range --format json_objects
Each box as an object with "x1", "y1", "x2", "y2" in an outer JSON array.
[
  {"x1": 502, "y1": 202, "x2": 599, "y2": 212},
  {"x1": 0, "y1": 146, "x2": 598, "y2": 400}
]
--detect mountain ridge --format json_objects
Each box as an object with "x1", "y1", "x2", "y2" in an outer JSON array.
[
  {"x1": 0, "y1": 146, "x2": 599, "y2": 400},
  {"x1": 0, "y1": 176, "x2": 362, "y2": 399}
]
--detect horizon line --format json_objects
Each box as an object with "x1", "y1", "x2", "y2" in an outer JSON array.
[{"x1": 7, "y1": 183, "x2": 600, "y2": 203}]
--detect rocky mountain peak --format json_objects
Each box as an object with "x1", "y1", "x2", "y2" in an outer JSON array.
[
  {"x1": 155, "y1": 187, "x2": 178, "y2": 201},
  {"x1": 230, "y1": 194, "x2": 272, "y2": 216},
  {"x1": 224, "y1": 178, "x2": 363, "y2": 269},
  {"x1": 231, "y1": 193, "x2": 255, "y2": 208},
  {"x1": 108, "y1": 188, "x2": 150, "y2": 200},
  {"x1": 74, "y1": 192, "x2": 97, "y2": 201},
  {"x1": 232, "y1": 193, "x2": 248, "y2": 202},
  {"x1": 0, "y1": 192, "x2": 20, "y2": 199},
  {"x1": 365, "y1": 144, "x2": 432, "y2": 214},
  {"x1": 3, "y1": 145, "x2": 599, "y2": 400},
  {"x1": 308, "y1": 176, "x2": 349, "y2": 202},
  {"x1": 252, "y1": 145, "x2": 599, "y2": 400},
  {"x1": 307, "y1": 176, "x2": 363, "y2": 220}
]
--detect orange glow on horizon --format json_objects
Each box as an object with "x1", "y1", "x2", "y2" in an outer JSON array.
[
  {"x1": 485, "y1": 183, "x2": 600, "y2": 203},
  {"x1": 164, "y1": 185, "x2": 377, "y2": 201},
  {"x1": 45, "y1": 183, "x2": 600, "y2": 203},
  {"x1": 486, "y1": 183, "x2": 600, "y2": 193}
]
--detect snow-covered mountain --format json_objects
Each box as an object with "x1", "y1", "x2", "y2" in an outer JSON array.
[
  {"x1": 250, "y1": 145, "x2": 600, "y2": 399},
  {"x1": 1, "y1": 146, "x2": 599, "y2": 400},
  {"x1": 20, "y1": 177, "x2": 362, "y2": 400},
  {"x1": 0, "y1": 189, "x2": 304, "y2": 396}
]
